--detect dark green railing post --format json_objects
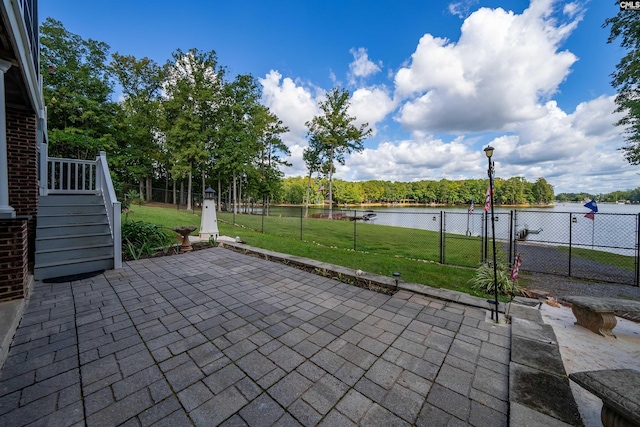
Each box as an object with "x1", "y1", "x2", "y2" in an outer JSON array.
[
  {"x1": 509, "y1": 210, "x2": 514, "y2": 267},
  {"x1": 440, "y1": 211, "x2": 444, "y2": 264},
  {"x1": 479, "y1": 212, "x2": 484, "y2": 263},
  {"x1": 634, "y1": 214, "x2": 640, "y2": 286},
  {"x1": 353, "y1": 209, "x2": 357, "y2": 251},
  {"x1": 261, "y1": 197, "x2": 265, "y2": 233},
  {"x1": 483, "y1": 212, "x2": 488, "y2": 262},
  {"x1": 568, "y1": 213, "x2": 573, "y2": 277},
  {"x1": 300, "y1": 207, "x2": 303, "y2": 240}
]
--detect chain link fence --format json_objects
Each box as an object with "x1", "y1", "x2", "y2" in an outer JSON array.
[
  {"x1": 513, "y1": 210, "x2": 639, "y2": 285},
  {"x1": 218, "y1": 206, "x2": 640, "y2": 286}
]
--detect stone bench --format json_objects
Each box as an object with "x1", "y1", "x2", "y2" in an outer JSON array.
[
  {"x1": 563, "y1": 296, "x2": 640, "y2": 337},
  {"x1": 569, "y1": 369, "x2": 640, "y2": 427}
]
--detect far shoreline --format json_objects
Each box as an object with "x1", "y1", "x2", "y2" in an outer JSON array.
[{"x1": 272, "y1": 202, "x2": 556, "y2": 209}]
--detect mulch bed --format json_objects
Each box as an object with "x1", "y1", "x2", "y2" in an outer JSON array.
[{"x1": 122, "y1": 242, "x2": 215, "y2": 261}]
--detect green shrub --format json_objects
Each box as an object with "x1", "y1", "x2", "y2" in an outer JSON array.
[
  {"x1": 121, "y1": 221, "x2": 174, "y2": 260},
  {"x1": 468, "y1": 262, "x2": 520, "y2": 295}
]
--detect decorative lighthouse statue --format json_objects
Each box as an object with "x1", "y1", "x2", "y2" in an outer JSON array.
[{"x1": 199, "y1": 187, "x2": 219, "y2": 242}]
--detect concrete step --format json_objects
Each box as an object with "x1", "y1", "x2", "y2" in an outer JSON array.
[
  {"x1": 34, "y1": 256, "x2": 113, "y2": 281},
  {"x1": 35, "y1": 243, "x2": 113, "y2": 265}
]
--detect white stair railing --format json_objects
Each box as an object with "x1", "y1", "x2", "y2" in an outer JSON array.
[
  {"x1": 95, "y1": 151, "x2": 122, "y2": 269},
  {"x1": 46, "y1": 157, "x2": 97, "y2": 194},
  {"x1": 41, "y1": 148, "x2": 122, "y2": 269}
]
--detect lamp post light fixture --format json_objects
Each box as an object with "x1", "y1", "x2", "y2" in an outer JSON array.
[
  {"x1": 393, "y1": 272, "x2": 401, "y2": 289},
  {"x1": 204, "y1": 186, "x2": 215, "y2": 200},
  {"x1": 484, "y1": 145, "x2": 499, "y2": 323}
]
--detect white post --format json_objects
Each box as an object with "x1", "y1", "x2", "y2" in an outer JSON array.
[
  {"x1": 0, "y1": 59, "x2": 14, "y2": 218},
  {"x1": 38, "y1": 109, "x2": 47, "y2": 196},
  {"x1": 95, "y1": 152, "x2": 104, "y2": 195},
  {"x1": 113, "y1": 201, "x2": 122, "y2": 269}
]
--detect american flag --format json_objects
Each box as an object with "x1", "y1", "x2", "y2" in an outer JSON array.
[
  {"x1": 317, "y1": 184, "x2": 324, "y2": 194},
  {"x1": 510, "y1": 253, "x2": 522, "y2": 282},
  {"x1": 468, "y1": 199, "x2": 474, "y2": 214},
  {"x1": 483, "y1": 185, "x2": 492, "y2": 212}
]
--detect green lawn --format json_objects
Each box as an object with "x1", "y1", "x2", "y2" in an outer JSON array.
[
  {"x1": 218, "y1": 211, "x2": 483, "y2": 267},
  {"x1": 556, "y1": 245, "x2": 636, "y2": 272},
  {"x1": 124, "y1": 205, "x2": 487, "y2": 297},
  {"x1": 123, "y1": 204, "x2": 204, "y2": 233}
]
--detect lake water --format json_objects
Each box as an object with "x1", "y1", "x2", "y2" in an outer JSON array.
[
  {"x1": 269, "y1": 203, "x2": 640, "y2": 256},
  {"x1": 352, "y1": 203, "x2": 640, "y2": 255}
]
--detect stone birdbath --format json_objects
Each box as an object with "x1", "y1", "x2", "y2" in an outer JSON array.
[{"x1": 173, "y1": 225, "x2": 197, "y2": 252}]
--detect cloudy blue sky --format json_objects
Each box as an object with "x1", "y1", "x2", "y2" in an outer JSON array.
[{"x1": 41, "y1": 0, "x2": 633, "y2": 194}]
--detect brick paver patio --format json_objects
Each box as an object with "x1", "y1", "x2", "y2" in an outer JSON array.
[{"x1": 0, "y1": 247, "x2": 510, "y2": 426}]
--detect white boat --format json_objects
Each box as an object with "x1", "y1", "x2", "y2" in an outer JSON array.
[{"x1": 362, "y1": 211, "x2": 377, "y2": 221}]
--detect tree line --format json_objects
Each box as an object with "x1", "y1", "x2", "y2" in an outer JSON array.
[
  {"x1": 556, "y1": 188, "x2": 640, "y2": 203},
  {"x1": 41, "y1": 18, "x2": 290, "y2": 211},
  {"x1": 278, "y1": 176, "x2": 554, "y2": 206}
]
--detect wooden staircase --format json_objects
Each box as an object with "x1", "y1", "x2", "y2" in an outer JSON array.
[{"x1": 34, "y1": 194, "x2": 115, "y2": 280}]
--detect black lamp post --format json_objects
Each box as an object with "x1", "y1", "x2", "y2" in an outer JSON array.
[{"x1": 484, "y1": 145, "x2": 499, "y2": 323}]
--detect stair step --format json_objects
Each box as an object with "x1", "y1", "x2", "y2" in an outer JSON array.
[
  {"x1": 35, "y1": 246, "x2": 113, "y2": 267},
  {"x1": 37, "y1": 213, "x2": 109, "y2": 226},
  {"x1": 39, "y1": 204, "x2": 106, "y2": 215},
  {"x1": 35, "y1": 193, "x2": 117, "y2": 280},
  {"x1": 36, "y1": 232, "x2": 112, "y2": 251},
  {"x1": 39, "y1": 195, "x2": 103, "y2": 206},
  {"x1": 35, "y1": 254, "x2": 113, "y2": 269},
  {"x1": 35, "y1": 243, "x2": 113, "y2": 265},
  {"x1": 34, "y1": 257, "x2": 114, "y2": 281},
  {"x1": 36, "y1": 223, "x2": 111, "y2": 238}
]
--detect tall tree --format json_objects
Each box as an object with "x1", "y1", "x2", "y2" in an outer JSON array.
[
  {"x1": 302, "y1": 136, "x2": 324, "y2": 217},
  {"x1": 530, "y1": 177, "x2": 554, "y2": 204},
  {"x1": 163, "y1": 48, "x2": 224, "y2": 211},
  {"x1": 255, "y1": 106, "x2": 290, "y2": 209},
  {"x1": 110, "y1": 54, "x2": 165, "y2": 200},
  {"x1": 215, "y1": 74, "x2": 261, "y2": 214},
  {"x1": 40, "y1": 18, "x2": 118, "y2": 159},
  {"x1": 305, "y1": 88, "x2": 371, "y2": 218},
  {"x1": 604, "y1": 8, "x2": 640, "y2": 163}
]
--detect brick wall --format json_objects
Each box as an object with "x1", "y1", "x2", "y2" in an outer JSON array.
[
  {"x1": 6, "y1": 106, "x2": 38, "y2": 268},
  {"x1": 0, "y1": 219, "x2": 28, "y2": 301}
]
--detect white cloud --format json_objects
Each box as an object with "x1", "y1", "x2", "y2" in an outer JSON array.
[
  {"x1": 490, "y1": 95, "x2": 634, "y2": 192},
  {"x1": 395, "y1": 0, "x2": 581, "y2": 132},
  {"x1": 348, "y1": 87, "x2": 396, "y2": 136},
  {"x1": 259, "y1": 70, "x2": 320, "y2": 146},
  {"x1": 348, "y1": 48, "x2": 382, "y2": 86},
  {"x1": 448, "y1": 0, "x2": 480, "y2": 18},
  {"x1": 336, "y1": 95, "x2": 635, "y2": 194},
  {"x1": 342, "y1": 134, "x2": 484, "y2": 182},
  {"x1": 284, "y1": 143, "x2": 309, "y2": 178}
]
